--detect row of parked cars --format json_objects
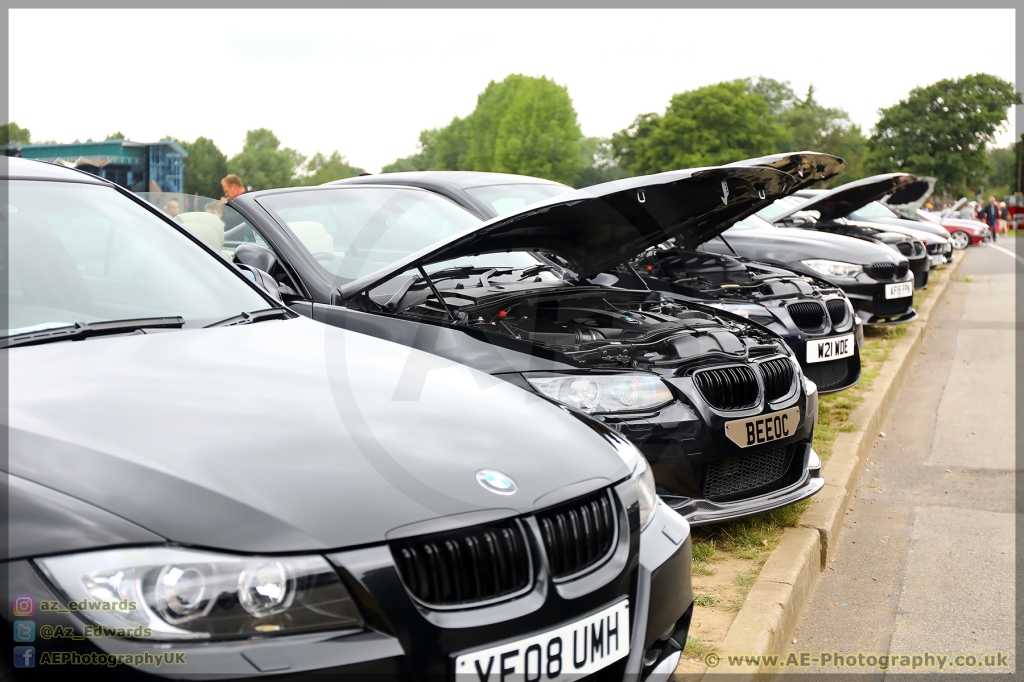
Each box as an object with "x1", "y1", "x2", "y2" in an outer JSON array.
[{"x1": 4, "y1": 151, "x2": 963, "y2": 680}]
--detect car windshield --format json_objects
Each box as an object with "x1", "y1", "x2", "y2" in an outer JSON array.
[
  {"x1": 255, "y1": 187, "x2": 485, "y2": 281},
  {"x1": 7, "y1": 180, "x2": 271, "y2": 338},
  {"x1": 463, "y1": 183, "x2": 575, "y2": 217},
  {"x1": 849, "y1": 201, "x2": 898, "y2": 221},
  {"x1": 755, "y1": 195, "x2": 807, "y2": 221},
  {"x1": 726, "y1": 214, "x2": 779, "y2": 232},
  {"x1": 135, "y1": 192, "x2": 270, "y2": 257}
]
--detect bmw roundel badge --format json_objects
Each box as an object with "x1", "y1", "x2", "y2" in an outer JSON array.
[
  {"x1": 621, "y1": 316, "x2": 640, "y2": 324},
  {"x1": 476, "y1": 470, "x2": 517, "y2": 495}
]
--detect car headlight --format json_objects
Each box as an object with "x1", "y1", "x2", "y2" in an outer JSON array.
[
  {"x1": 707, "y1": 302, "x2": 775, "y2": 324},
  {"x1": 37, "y1": 548, "x2": 363, "y2": 641},
  {"x1": 633, "y1": 456, "x2": 657, "y2": 530},
  {"x1": 524, "y1": 374, "x2": 674, "y2": 414},
  {"x1": 801, "y1": 259, "x2": 864, "y2": 278}
]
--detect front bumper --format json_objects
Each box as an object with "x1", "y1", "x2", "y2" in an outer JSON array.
[
  {"x1": 2, "y1": 479, "x2": 692, "y2": 681},
  {"x1": 831, "y1": 274, "x2": 917, "y2": 326},
  {"x1": 666, "y1": 444, "x2": 823, "y2": 525}
]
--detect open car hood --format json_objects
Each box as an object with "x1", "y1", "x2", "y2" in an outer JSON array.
[
  {"x1": 339, "y1": 165, "x2": 796, "y2": 298},
  {"x1": 882, "y1": 176, "x2": 936, "y2": 210},
  {"x1": 726, "y1": 151, "x2": 846, "y2": 191},
  {"x1": 771, "y1": 173, "x2": 919, "y2": 222}
]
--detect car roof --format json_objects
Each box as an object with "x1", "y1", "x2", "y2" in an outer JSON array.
[
  {"x1": 1, "y1": 157, "x2": 108, "y2": 184},
  {"x1": 337, "y1": 170, "x2": 566, "y2": 191}
]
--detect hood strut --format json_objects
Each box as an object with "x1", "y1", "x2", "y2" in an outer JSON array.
[{"x1": 417, "y1": 265, "x2": 457, "y2": 321}]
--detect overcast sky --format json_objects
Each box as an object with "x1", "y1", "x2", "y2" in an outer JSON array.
[{"x1": 10, "y1": 8, "x2": 1018, "y2": 173}]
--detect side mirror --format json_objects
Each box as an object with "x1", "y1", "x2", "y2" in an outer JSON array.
[
  {"x1": 234, "y1": 243, "x2": 280, "y2": 273},
  {"x1": 235, "y1": 264, "x2": 283, "y2": 303},
  {"x1": 790, "y1": 217, "x2": 807, "y2": 227}
]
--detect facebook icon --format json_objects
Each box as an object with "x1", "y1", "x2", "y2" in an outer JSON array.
[{"x1": 13, "y1": 646, "x2": 35, "y2": 668}]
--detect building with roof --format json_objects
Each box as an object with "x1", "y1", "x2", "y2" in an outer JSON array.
[{"x1": 2, "y1": 139, "x2": 187, "y2": 192}]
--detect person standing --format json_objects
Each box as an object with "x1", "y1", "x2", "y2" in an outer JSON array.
[
  {"x1": 980, "y1": 196, "x2": 1000, "y2": 241},
  {"x1": 220, "y1": 174, "x2": 247, "y2": 231}
]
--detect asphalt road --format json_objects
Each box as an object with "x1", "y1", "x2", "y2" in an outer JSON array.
[{"x1": 783, "y1": 243, "x2": 1018, "y2": 677}]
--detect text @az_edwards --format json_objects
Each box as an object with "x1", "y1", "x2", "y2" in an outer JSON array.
[{"x1": 705, "y1": 650, "x2": 1011, "y2": 671}]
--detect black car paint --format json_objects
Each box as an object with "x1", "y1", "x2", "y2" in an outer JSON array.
[
  {"x1": 226, "y1": 169, "x2": 824, "y2": 526},
  {"x1": 700, "y1": 223, "x2": 918, "y2": 326},
  {"x1": 3, "y1": 159, "x2": 693, "y2": 680},
  {"x1": 335, "y1": 165, "x2": 861, "y2": 394}
]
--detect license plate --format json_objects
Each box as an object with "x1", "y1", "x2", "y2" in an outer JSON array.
[
  {"x1": 454, "y1": 600, "x2": 629, "y2": 681},
  {"x1": 929, "y1": 255, "x2": 944, "y2": 266},
  {"x1": 806, "y1": 334, "x2": 855, "y2": 364},
  {"x1": 725, "y1": 407, "x2": 800, "y2": 448},
  {"x1": 885, "y1": 282, "x2": 913, "y2": 299}
]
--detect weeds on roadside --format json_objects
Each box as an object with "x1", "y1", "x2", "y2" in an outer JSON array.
[
  {"x1": 693, "y1": 593, "x2": 722, "y2": 608},
  {"x1": 684, "y1": 636, "x2": 718, "y2": 660}
]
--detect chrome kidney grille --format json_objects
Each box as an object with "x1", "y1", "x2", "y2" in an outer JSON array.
[
  {"x1": 693, "y1": 365, "x2": 759, "y2": 410},
  {"x1": 758, "y1": 358, "x2": 794, "y2": 401},
  {"x1": 536, "y1": 489, "x2": 617, "y2": 581},
  {"x1": 391, "y1": 521, "x2": 531, "y2": 607}
]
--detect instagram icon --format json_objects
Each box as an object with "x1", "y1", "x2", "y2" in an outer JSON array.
[{"x1": 12, "y1": 596, "x2": 34, "y2": 617}]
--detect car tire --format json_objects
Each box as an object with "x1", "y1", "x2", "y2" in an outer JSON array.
[{"x1": 950, "y1": 231, "x2": 971, "y2": 249}]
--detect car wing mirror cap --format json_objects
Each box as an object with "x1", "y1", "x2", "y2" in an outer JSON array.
[{"x1": 235, "y1": 264, "x2": 283, "y2": 303}]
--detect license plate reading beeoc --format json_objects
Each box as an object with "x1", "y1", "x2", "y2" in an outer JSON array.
[
  {"x1": 454, "y1": 600, "x2": 630, "y2": 681},
  {"x1": 806, "y1": 334, "x2": 855, "y2": 364},
  {"x1": 724, "y1": 407, "x2": 801, "y2": 448},
  {"x1": 885, "y1": 282, "x2": 913, "y2": 299}
]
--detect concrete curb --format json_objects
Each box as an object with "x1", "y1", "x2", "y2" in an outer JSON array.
[{"x1": 703, "y1": 252, "x2": 964, "y2": 681}]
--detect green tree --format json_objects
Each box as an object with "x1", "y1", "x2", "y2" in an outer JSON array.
[
  {"x1": 105, "y1": 131, "x2": 127, "y2": 140},
  {"x1": 987, "y1": 145, "x2": 1016, "y2": 193},
  {"x1": 611, "y1": 80, "x2": 790, "y2": 174},
  {"x1": 744, "y1": 76, "x2": 798, "y2": 116},
  {"x1": 227, "y1": 128, "x2": 305, "y2": 190},
  {"x1": 173, "y1": 136, "x2": 228, "y2": 197},
  {"x1": 574, "y1": 136, "x2": 628, "y2": 188},
  {"x1": 381, "y1": 74, "x2": 584, "y2": 184},
  {"x1": 777, "y1": 85, "x2": 869, "y2": 184},
  {"x1": 299, "y1": 151, "x2": 365, "y2": 185},
  {"x1": 866, "y1": 73, "x2": 1022, "y2": 195},
  {"x1": 0, "y1": 122, "x2": 31, "y2": 145}
]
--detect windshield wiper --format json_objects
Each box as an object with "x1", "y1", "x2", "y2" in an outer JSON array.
[
  {"x1": 2, "y1": 316, "x2": 185, "y2": 349},
  {"x1": 205, "y1": 308, "x2": 293, "y2": 327}
]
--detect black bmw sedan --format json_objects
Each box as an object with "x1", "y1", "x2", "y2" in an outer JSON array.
[
  {"x1": 334, "y1": 159, "x2": 862, "y2": 395},
  {"x1": 217, "y1": 165, "x2": 824, "y2": 527},
  {"x1": 4, "y1": 158, "x2": 693, "y2": 681}
]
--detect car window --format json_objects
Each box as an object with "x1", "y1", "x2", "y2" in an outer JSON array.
[
  {"x1": 135, "y1": 192, "x2": 268, "y2": 257},
  {"x1": 755, "y1": 195, "x2": 806, "y2": 222},
  {"x1": 463, "y1": 183, "x2": 574, "y2": 217},
  {"x1": 7, "y1": 181, "x2": 271, "y2": 337},
  {"x1": 725, "y1": 214, "x2": 779, "y2": 232},
  {"x1": 255, "y1": 187, "x2": 481, "y2": 281},
  {"x1": 849, "y1": 201, "x2": 898, "y2": 221}
]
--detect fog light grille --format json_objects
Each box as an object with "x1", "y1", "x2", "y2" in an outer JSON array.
[{"x1": 703, "y1": 447, "x2": 789, "y2": 500}]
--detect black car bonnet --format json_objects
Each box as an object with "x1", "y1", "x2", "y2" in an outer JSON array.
[
  {"x1": 770, "y1": 172, "x2": 919, "y2": 222},
  {"x1": 338, "y1": 165, "x2": 796, "y2": 299},
  {"x1": 881, "y1": 176, "x2": 936, "y2": 211},
  {"x1": 726, "y1": 151, "x2": 846, "y2": 192}
]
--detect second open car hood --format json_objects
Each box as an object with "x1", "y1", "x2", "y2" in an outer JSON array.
[
  {"x1": 881, "y1": 177, "x2": 936, "y2": 211},
  {"x1": 771, "y1": 173, "x2": 921, "y2": 223},
  {"x1": 339, "y1": 165, "x2": 796, "y2": 298},
  {"x1": 726, "y1": 151, "x2": 846, "y2": 191}
]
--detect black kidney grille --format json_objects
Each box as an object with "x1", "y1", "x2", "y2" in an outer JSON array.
[
  {"x1": 897, "y1": 242, "x2": 913, "y2": 256},
  {"x1": 693, "y1": 365, "x2": 760, "y2": 410},
  {"x1": 868, "y1": 262, "x2": 896, "y2": 280},
  {"x1": 804, "y1": 357, "x2": 854, "y2": 391},
  {"x1": 914, "y1": 241, "x2": 924, "y2": 256},
  {"x1": 392, "y1": 521, "x2": 530, "y2": 607},
  {"x1": 537, "y1": 490, "x2": 617, "y2": 580},
  {"x1": 787, "y1": 302, "x2": 827, "y2": 331},
  {"x1": 897, "y1": 262, "x2": 910, "y2": 278},
  {"x1": 759, "y1": 358, "x2": 794, "y2": 401},
  {"x1": 703, "y1": 446, "x2": 789, "y2": 500},
  {"x1": 826, "y1": 299, "x2": 849, "y2": 327}
]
